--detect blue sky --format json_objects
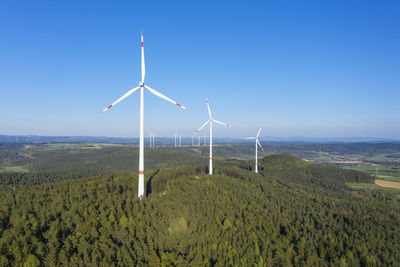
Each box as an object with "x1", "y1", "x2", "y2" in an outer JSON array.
[{"x1": 1, "y1": 0, "x2": 399, "y2": 138}]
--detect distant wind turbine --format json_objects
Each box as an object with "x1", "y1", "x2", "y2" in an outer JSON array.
[
  {"x1": 243, "y1": 127, "x2": 264, "y2": 173},
  {"x1": 173, "y1": 133, "x2": 179, "y2": 147},
  {"x1": 178, "y1": 134, "x2": 182, "y2": 147},
  {"x1": 148, "y1": 132, "x2": 156, "y2": 147},
  {"x1": 148, "y1": 131, "x2": 152, "y2": 147},
  {"x1": 194, "y1": 98, "x2": 231, "y2": 175},
  {"x1": 100, "y1": 31, "x2": 189, "y2": 198}
]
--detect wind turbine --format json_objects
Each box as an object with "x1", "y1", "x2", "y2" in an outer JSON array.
[
  {"x1": 100, "y1": 31, "x2": 188, "y2": 198},
  {"x1": 148, "y1": 132, "x2": 156, "y2": 147},
  {"x1": 152, "y1": 133, "x2": 156, "y2": 147},
  {"x1": 173, "y1": 133, "x2": 179, "y2": 147},
  {"x1": 194, "y1": 98, "x2": 231, "y2": 175},
  {"x1": 148, "y1": 131, "x2": 153, "y2": 147},
  {"x1": 178, "y1": 134, "x2": 182, "y2": 147},
  {"x1": 243, "y1": 127, "x2": 264, "y2": 173}
]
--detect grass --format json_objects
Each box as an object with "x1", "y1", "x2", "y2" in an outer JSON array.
[
  {"x1": 0, "y1": 166, "x2": 28, "y2": 172},
  {"x1": 346, "y1": 182, "x2": 381, "y2": 190},
  {"x1": 346, "y1": 182, "x2": 400, "y2": 192},
  {"x1": 377, "y1": 175, "x2": 400, "y2": 182},
  {"x1": 364, "y1": 155, "x2": 391, "y2": 162},
  {"x1": 346, "y1": 165, "x2": 400, "y2": 178}
]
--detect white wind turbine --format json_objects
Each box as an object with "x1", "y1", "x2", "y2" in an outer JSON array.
[
  {"x1": 172, "y1": 133, "x2": 179, "y2": 147},
  {"x1": 152, "y1": 133, "x2": 156, "y2": 147},
  {"x1": 243, "y1": 127, "x2": 264, "y2": 173},
  {"x1": 148, "y1": 132, "x2": 156, "y2": 147},
  {"x1": 100, "y1": 31, "x2": 188, "y2": 198},
  {"x1": 148, "y1": 131, "x2": 152, "y2": 147},
  {"x1": 194, "y1": 98, "x2": 231, "y2": 175}
]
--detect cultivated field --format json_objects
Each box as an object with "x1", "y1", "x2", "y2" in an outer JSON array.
[{"x1": 375, "y1": 179, "x2": 400, "y2": 189}]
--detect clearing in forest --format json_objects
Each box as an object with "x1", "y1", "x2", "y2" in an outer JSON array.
[{"x1": 375, "y1": 179, "x2": 400, "y2": 189}]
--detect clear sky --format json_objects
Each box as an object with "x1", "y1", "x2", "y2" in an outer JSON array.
[{"x1": 1, "y1": 0, "x2": 399, "y2": 138}]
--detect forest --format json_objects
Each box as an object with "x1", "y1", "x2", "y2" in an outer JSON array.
[{"x1": 0, "y1": 147, "x2": 399, "y2": 266}]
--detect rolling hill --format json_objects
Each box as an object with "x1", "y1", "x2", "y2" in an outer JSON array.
[{"x1": 0, "y1": 154, "x2": 398, "y2": 266}]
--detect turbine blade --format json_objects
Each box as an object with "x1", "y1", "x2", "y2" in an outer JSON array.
[
  {"x1": 256, "y1": 127, "x2": 263, "y2": 138},
  {"x1": 144, "y1": 85, "x2": 189, "y2": 110},
  {"x1": 257, "y1": 139, "x2": 264, "y2": 151},
  {"x1": 141, "y1": 31, "x2": 145, "y2": 83},
  {"x1": 213, "y1": 119, "x2": 231, "y2": 127},
  {"x1": 243, "y1": 137, "x2": 256, "y2": 140},
  {"x1": 100, "y1": 86, "x2": 140, "y2": 114},
  {"x1": 194, "y1": 120, "x2": 209, "y2": 135},
  {"x1": 206, "y1": 97, "x2": 212, "y2": 119}
]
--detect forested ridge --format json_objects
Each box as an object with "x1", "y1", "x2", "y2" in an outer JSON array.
[
  {"x1": 0, "y1": 155, "x2": 399, "y2": 266},
  {"x1": 0, "y1": 147, "x2": 207, "y2": 189}
]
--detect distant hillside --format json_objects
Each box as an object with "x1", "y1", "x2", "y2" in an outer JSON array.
[
  {"x1": 0, "y1": 155, "x2": 398, "y2": 266},
  {"x1": 259, "y1": 155, "x2": 373, "y2": 191},
  {"x1": 1, "y1": 134, "x2": 399, "y2": 145}
]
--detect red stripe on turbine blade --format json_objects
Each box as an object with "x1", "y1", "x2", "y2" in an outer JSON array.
[
  {"x1": 138, "y1": 170, "x2": 144, "y2": 175},
  {"x1": 209, "y1": 157, "x2": 212, "y2": 160},
  {"x1": 141, "y1": 42, "x2": 143, "y2": 47},
  {"x1": 176, "y1": 103, "x2": 182, "y2": 107},
  {"x1": 227, "y1": 124, "x2": 230, "y2": 127},
  {"x1": 107, "y1": 105, "x2": 112, "y2": 109}
]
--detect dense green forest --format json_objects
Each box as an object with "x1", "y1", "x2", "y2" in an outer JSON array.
[
  {"x1": 0, "y1": 147, "x2": 207, "y2": 188},
  {"x1": 0, "y1": 153, "x2": 399, "y2": 266}
]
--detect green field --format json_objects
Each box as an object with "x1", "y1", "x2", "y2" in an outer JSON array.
[
  {"x1": 376, "y1": 175, "x2": 400, "y2": 182},
  {"x1": 0, "y1": 166, "x2": 28, "y2": 172},
  {"x1": 346, "y1": 182, "x2": 382, "y2": 190},
  {"x1": 346, "y1": 182, "x2": 400, "y2": 192},
  {"x1": 345, "y1": 165, "x2": 400, "y2": 182}
]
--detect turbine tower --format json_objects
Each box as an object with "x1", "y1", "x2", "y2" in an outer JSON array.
[
  {"x1": 244, "y1": 127, "x2": 264, "y2": 173},
  {"x1": 100, "y1": 31, "x2": 188, "y2": 198},
  {"x1": 148, "y1": 132, "x2": 156, "y2": 147},
  {"x1": 148, "y1": 131, "x2": 153, "y2": 147},
  {"x1": 149, "y1": 133, "x2": 152, "y2": 147},
  {"x1": 194, "y1": 98, "x2": 231, "y2": 175},
  {"x1": 173, "y1": 133, "x2": 179, "y2": 147}
]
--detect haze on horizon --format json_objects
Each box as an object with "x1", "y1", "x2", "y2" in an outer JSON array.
[{"x1": 1, "y1": 1, "x2": 399, "y2": 139}]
